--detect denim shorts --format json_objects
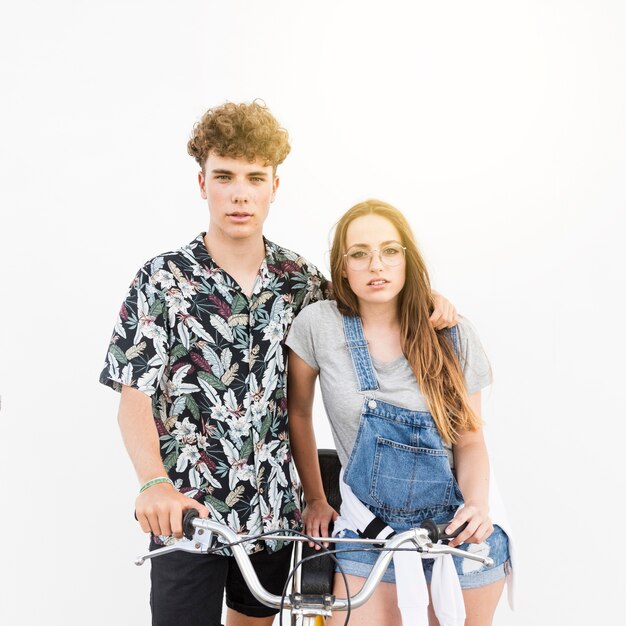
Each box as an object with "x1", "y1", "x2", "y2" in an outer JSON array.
[{"x1": 333, "y1": 525, "x2": 510, "y2": 589}]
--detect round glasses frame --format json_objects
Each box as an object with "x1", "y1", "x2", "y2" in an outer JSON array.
[{"x1": 343, "y1": 243, "x2": 407, "y2": 270}]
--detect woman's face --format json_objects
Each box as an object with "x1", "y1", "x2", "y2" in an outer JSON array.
[{"x1": 344, "y1": 214, "x2": 406, "y2": 309}]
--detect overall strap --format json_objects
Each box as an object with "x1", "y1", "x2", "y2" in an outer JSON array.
[{"x1": 342, "y1": 315, "x2": 379, "y2": 392}]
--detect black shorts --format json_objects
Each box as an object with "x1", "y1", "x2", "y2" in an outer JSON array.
[{"x1": 149, "y1": 541, "x2": 293, "y2": 626}]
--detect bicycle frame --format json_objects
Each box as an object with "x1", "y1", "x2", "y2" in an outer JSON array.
[{"x1": 136, "y1": 516, "x2": 493, "y2": 625}]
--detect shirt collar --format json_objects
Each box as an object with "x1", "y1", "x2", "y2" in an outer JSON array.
[
  {"x1": 189, "y1": 233, "x2": 281, "y2": 290},
  {"x1": 190, "y1": 232, "x2": 279, "y2": 260}
]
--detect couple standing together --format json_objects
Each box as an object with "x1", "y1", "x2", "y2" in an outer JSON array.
[{"x1": 100, "y1": 101, "x2": 512, "y2": 626}]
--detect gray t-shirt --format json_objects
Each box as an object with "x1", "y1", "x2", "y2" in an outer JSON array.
[{"x1": 285, "y1": 300, "x2": 492, "y2": 468}]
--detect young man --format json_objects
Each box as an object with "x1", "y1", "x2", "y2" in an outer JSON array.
[{"x1": 99, "y1": 101, "x2": 458, "y2": 626}]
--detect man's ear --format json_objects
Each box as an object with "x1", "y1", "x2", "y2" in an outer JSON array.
[
  {"x1": 198, "y1": 170, "x2": 207, "y2": 199},
  {"x1": 271, "y1": 174, "x2": 280, "y2": 202}
]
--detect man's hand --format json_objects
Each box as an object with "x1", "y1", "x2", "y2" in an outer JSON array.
[
  {"x1": 135, "y1": 482, "x2": 209, "y2": 539},
  {"x1": 430, "y1": 291, "x2": 459, "y2": 329}
]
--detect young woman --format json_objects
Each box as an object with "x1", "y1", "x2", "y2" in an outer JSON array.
[{"x1": 286, "y1": 199, "x2": 511, "y2": 626}]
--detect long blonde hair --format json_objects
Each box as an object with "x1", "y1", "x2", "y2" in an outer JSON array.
[{"x1": 330, "y1": 199, "x2": 482, "y2": 444}]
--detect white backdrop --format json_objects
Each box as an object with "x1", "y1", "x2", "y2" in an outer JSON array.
[{"x1": 1, "y1": 1, "x2": 625, "y2": 624}]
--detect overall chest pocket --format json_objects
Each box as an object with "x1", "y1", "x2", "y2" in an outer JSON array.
[{"x1": 370, "y1": 437, "x2": 455, "y2": 513}]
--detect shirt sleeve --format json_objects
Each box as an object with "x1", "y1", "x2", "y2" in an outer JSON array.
[
  {"x1": 300, "y1": 261, "x2": 331, "y2": 309},
  {"x1": 285, "y1": 304, "x2": 320, "y2": 371},
  {"x1": 99, "y1": 265, "x2": 170, "y2": 396},
  {"x1": 456, "y1": 316, "x2": 493, "y2": 394},
  {"x1": 317, "y1": 270, "x2": 332, "y2": 302}
]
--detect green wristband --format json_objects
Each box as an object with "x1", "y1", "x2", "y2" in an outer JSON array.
[{"x1": 140, "y1": 477, "x2": 174, "y2": 493}]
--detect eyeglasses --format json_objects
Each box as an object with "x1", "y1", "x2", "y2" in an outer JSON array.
[{"x1": 343, "y1": 243, "x2": 407, "y2": 270}]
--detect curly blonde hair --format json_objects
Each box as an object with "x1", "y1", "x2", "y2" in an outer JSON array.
[{"x1": 187, "y1": 100, "x2": 291, "y2": 172}]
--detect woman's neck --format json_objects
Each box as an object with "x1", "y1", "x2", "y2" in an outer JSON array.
[
  {"x1": 358, "y1": 301, "x2": 403, "y2": 362},
  {"x1": 358, "y1": 301, "x2": 401, "y2": 331}
]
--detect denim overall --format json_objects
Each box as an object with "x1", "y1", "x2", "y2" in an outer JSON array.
[
  {"x1": 342, "y1": 314, "x2": 463, "y2": 530},
  {"x1": 338, "y1": 314, "x2": 510, "y2": 585}
]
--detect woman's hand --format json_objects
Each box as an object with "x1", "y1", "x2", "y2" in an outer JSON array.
[
  {"x1": 302, "y1": 498, "x2": 339, "y2": 549},
  {"x1": 445, "y1": 501, "x2": 493, "y2": 547}
]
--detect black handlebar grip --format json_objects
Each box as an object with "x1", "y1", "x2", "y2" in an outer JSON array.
[
  {"x1": 419, "y1": 519, "x2": 441, "y2": 542},
  {"x1": 420, "y1": 519, "x2": 469, "y2": 543},
  {"x1": 183, "y1": 509, "x2": 200, "y2": 540}
]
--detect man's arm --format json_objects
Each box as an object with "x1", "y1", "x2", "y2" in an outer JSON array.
[
  {"x1": 430, "y1": 290, "x2": 459, "y2": 329},
  {"x1": 118, "y1": 385, "x2": 208, "y2": 538}
]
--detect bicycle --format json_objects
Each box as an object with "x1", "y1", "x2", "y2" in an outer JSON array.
[
  {"x1": 135, "y1": 450, "x2": 493, "y2": 625},
  {"x1": 135, "y1": 511, "x2": 492, "y2": 625}
]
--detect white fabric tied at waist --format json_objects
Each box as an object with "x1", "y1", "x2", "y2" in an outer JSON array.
[{"x1": 332, "y1": 471, "x2": 465, "y2": 626}]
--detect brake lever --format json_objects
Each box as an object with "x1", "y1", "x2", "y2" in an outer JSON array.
[{"x1": 135, "y1": 523, "x2": 216, "y2": 566}]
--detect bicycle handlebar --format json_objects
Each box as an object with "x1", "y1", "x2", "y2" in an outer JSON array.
[
  {"x1": 419, "y1": 518, "x2": 468, "y2": 543},
  {"x1": 136, "y1": 510, "x2": 492, "y2": 612}
]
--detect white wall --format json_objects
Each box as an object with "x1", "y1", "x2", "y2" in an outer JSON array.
[{"x1": 1, "y1": 1, "x2": 624, "y2": 624}]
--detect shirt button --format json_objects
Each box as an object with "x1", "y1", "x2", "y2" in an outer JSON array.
[{"x1": 368, "y1": 400, "x2": 377, "y2": 409}]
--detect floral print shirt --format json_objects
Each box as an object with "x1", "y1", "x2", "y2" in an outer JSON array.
[{"x1": 99, "y1": 234, "x2": 329, "y2": 553}]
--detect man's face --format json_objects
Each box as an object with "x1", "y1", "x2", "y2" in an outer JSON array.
[{"x1": 199, "y1": 153, "x2": 279, "y2": 242}]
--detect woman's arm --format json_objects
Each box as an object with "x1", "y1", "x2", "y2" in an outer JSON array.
[
  {"x1": 287, "y1": 349, "x2": 338, "y2": 547},
  {"x1": 446, "y1": 390, "x2": 494, "y2": 547}
]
